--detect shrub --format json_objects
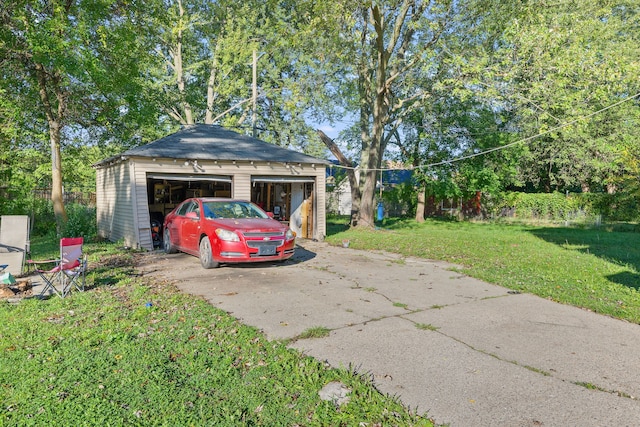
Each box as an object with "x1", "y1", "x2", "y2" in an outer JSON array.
[
  {"x1": 9, "y1": 201, "x2": 97, "y2": 239},
  {"x1": 381, "y1": 182, "x2": 417, "y2": 218},
  {"x1": 587, "y1": 192, "x2": 639, "y2": 222},
  {"x1": 62, "y1": 203, "x2": 97, "y2": 238},
  {"x1": 30, "y1": 199, "x2": 56, "y2": 236},
  {"x1": 493, "y1": 191, "x2": 639, "y2": 222},
  {"x1": 496, "y1": 192, "x2": 592, "y2": 221}
]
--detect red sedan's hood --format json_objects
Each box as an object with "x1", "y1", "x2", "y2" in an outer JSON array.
[{"x1": 210, "y1": 218, "x2": 287, "y2": 233}]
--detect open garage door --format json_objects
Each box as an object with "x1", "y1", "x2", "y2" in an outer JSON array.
[
  {"x1": 147, "y1": 173, "x2": 232, "y2": 219},
  {"x1": 250, "y1": 176, "x2": 315, "y2": 238}
]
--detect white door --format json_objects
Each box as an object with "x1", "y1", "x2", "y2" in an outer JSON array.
[{"x1": 289, "y1": 183, "x2": 304, "y2": 236}]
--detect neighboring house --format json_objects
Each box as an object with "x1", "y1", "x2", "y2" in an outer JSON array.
[
  {"x1": 326, "y1": 165, "x2": 356, "y2": 216},
  {"x1": 94, "y1": 125, "x2": 328, "y2": 251},
  {"x1": 327, "y1": 166, "x2": 413, "y2": 216}
]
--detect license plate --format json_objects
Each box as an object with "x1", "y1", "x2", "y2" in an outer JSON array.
[{"x1": 258, "y1": 246, "x2": 276, "y2": 256}]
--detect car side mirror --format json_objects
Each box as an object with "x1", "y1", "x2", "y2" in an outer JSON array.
[
  {"x1": 185, "y1": 211, "x2": 198, "y2": 219},
  {"x1": 266, "y1": 212, "x2": 274, "y2": 218}
]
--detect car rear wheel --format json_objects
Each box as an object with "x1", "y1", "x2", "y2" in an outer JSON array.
[
  {"x1": 164, "y1": 229, "x2": 176, "y2": 254},
  {"x1": 199, "y1": 236, "x2": 219, "y2": 269}
]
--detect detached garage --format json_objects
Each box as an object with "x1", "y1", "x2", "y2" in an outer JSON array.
[{"x1": 94, "y1": 125, "x2": 328, "y2": 250}]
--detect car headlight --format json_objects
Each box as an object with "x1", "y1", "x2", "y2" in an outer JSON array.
[
  {"x1": 285, "y1": 229, "x2": 295, "y2": 240},
  {"x1": 215, "y1": 228, "x2": 240, "y2": 242}
]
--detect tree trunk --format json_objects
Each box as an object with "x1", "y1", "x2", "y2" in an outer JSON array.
[
  {"x1": 175, "y1": 0, "x2": 193, "y2": 125},
  {"x1": 415, "y1": 185, "x2": 426, "y2": 222},
  {"x1": 252, "y1": 49, "x2": 258, "y2": 137},
  {"x1": 316, "y1": 130, "x2": 361, "y2": 226},
  {"x1": 359, "y1": 72, "x2": 381, "y2": 228},
  {"x1": 49, "y1": 122, "x2": 66, "y2": 231},
  {"x1": 205, "y1": 60, "x2": 217, "y2": 124},
  {"x1": 358, "y1": 5, "x2": 388, "y2": 228},
  {"x1": 359, "y1": 154, "x2": 379, "y2": 227},
  {"x1": 34, "y1": 63, "x2": 67, "y2": 232}
]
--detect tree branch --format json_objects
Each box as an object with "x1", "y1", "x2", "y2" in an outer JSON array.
[
  {"x1": 211, "y1": 97, "x2": 253, "y2": 123},
  {"x1": 317, "y1": 129, "x2": 361, "y2": 226}
]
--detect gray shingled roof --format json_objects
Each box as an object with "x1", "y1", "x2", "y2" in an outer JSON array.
[{"x1": 94, "y1": 125, "x2": 328, "y2": 167}]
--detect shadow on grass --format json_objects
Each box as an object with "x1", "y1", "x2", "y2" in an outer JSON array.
[
  {"x1": 88, "y1": 252, "x2": 142, "y2": 290},
  {"x1": 326, "y1": 216, "x2": 351, "y2": 236},
  {"x1": 326, "y1": 215, "x2": 468, "y2": 236},
  {"x1": 606, "y1": 271, "x2": 640, "y2": 290},
  {"x1": 529, "y1": 225, "x2": 640, "y2": 291}
]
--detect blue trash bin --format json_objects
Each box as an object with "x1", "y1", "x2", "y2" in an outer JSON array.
[{"x1": 377, "y1": 202, "x2": 384, "y2": 221}]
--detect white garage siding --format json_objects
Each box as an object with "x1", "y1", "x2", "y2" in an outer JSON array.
[
  {"x1": 233, "y1": 172, "x2": 251, "y2": 200},
  {"x1": 96, "y1": 161, "x2": 137, "y2": 248},
  {"x1": 96, "y1": 158, "x2": 326, "y2": 251},
  {"x1": 132, "y1": 161, "x2": 153, "y2": 250},
  {"x1": 94, "y1": 125, "x2": 328, "y2": 251}
]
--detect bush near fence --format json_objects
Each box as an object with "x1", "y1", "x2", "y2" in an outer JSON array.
[
  {"x1": 495, "y1": 192, "x2": 639, "y2": 222},
  {"x1": 374, "y1": 189, "x2": 638, "y2": 223},
  {"x1": 0, "y1": 187, "x2": 97, "y2": 238}
]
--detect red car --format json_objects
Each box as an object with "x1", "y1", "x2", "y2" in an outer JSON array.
[{"x1": 162, "y1": 198, "x2": 296, "y2": 268}]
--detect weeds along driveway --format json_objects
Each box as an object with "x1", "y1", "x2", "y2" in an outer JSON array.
[{"x1": 141, "y1": 239, "x2": 640, "y2": 427}]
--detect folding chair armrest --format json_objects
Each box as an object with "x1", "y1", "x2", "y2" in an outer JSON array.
[
  {"x1": 27, "y1": 258, "x2": 61, "y2": 269},
  {"x1": 27, "y1": 258, "x2": 59, "y2": 264}
]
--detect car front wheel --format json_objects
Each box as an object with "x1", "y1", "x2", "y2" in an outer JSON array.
[
  {"x1": 164, "y1": 229, "x2": 176, "y2": 254},
  {"x1": 199, "y1": 236, "x2": 219, "y2": 269}
]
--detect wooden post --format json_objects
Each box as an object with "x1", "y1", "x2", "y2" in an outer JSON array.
[
  {"x1": 301, "y1": 200, "x2": 308, "y2": 238},
  {"x1": 266, "y1": 183, "x2": 272, "y2": 212},
  {"x1": 307, "y1": 193, "x2": 313, "y2": 238}
]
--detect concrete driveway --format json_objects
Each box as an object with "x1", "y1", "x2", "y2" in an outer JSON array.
[{"x1": 142, "y1": 239, "x2": 640, "y2": 426}]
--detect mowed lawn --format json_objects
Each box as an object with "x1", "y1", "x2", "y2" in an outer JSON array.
[
  {"x1": 2, "y1": 219, "x2": 638, "y2": 426},
  {"x1": 326, "y1": 218, "x2": 640, "y2": 324},
  {"x1": 0, "y1": 242, "x2": 432, "y2": 426}
]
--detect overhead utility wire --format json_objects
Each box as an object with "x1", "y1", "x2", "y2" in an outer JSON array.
[{"x1": 329, "y1": 91, "x2": 640, "y2": 173}]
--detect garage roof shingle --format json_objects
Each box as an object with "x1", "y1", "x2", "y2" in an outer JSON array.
[{"x1": 95, "y1": 124, "x2": 328, "y2": 167}]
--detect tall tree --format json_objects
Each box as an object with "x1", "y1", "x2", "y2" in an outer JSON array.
[
  {"x1": 477, "y1": 0, "x2": 640, "y2": 192},
  {"x1": 358, "y1": 2, "x2": 454, "y2": 226},
  {"x1": 140, "y1": 0, "x2": 328, "y2": 156},
  {"x1": 311, "y1": 1, "x2": 455, "y2": 227},
  {"x1": 0, "y1": 0, "x2": 148, "y2": 230}
]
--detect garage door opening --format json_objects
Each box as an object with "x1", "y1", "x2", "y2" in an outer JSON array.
[
  {"x1": 146, "y1": 174, "x2": 232, "y2": 222},
  {"x1": 251, "y1": 177, "x2": 315, "y2": 239}
]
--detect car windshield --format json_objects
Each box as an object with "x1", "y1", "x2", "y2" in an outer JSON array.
[{"x1": 202, "y1": 201, "x2": 269, "y2": 219}]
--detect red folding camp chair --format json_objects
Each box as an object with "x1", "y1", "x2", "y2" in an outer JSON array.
[{"x1": 28, "y1": 237, "x2": 87, "y2": 298}]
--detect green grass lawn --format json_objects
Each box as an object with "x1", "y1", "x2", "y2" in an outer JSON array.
[
  {"x1": 0, "y1": 241, "x2": 431, "y2": 426},
  {"x1": 4, "y1": 217, "x2": 638, "y2": 425},
  {"x1": 326, "y1": 217, "x2": 640, "y2": 324}
]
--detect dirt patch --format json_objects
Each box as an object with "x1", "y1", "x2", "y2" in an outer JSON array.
[{"x1": 0, "y1": 279, "x2": 33, "y2": 299}]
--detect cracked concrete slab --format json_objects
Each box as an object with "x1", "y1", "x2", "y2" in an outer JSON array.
[
  {"x1": 136, "y1": 239, "x2": 640, "y2": 426},
  {"x1": 290, "y1": 316, "x2": 640, "y2": 427},
  {"x1": 404, "y1": 293, "x2": 640, "y2": 399},
  {"x1": 151, "y1": 250, "x2": 407, "y2": 339}
]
